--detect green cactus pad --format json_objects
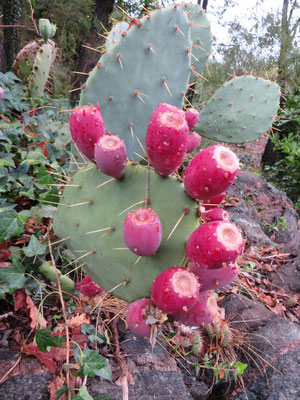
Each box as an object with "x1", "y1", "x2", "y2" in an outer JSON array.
[
  {"x1": 39, "y1": 19, "x2": 52, "y2": 43},
  {"x1": 182, "y1": 2, "x2": 212, "y2": 81},
  {"x1": 28, "y1": 43, "x2": 52, "y2": 97},
  {"x1": 80, "y1": 5, "x2": 192, "y2": 161},
  {"x1": 195, "y1": 76, "x2": 280, "y2": 143},
  {"x1": 106, "y1": 21, "x2": 129, "y2": 50},
  {"x1": 53, "y1": 164, "x2": 199, "y2": 302}
]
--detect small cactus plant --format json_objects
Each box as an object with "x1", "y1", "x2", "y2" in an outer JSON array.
[{"x1": 53, "y1": 2, "x2": 280, "y2": 336}]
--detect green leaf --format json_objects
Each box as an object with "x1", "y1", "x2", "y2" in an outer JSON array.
[
  {"x1": 234, "y1": 362, "x2": 247, "y2": 382},
  {"x1": 23, "y1": 235, "x2": 46, "y2": 257},
  {"x1": 81, "y1": 323, "x2": 106, "y2": 344},
  {"x1": 35, "y1": 327, "x2": 66, "y2": 353},
  {"x1": 73, "y1": 349, "x2": 112, "y2": 380},
  {"x1": 95, "y1": 396, "x2": 110, "y2": 400},
  {"x1": 0, "y1": 152, "x2": 15, "y2": 168},
  {"x1": 0, "y1": 208, "x2": 24, "y2": 241},
  {"x1": 30, "y1": 205, "x2": 57, "y2": 218},
  {"x1": 55, "y1": 385, "x2": 68, "y2": 400},
  {"x1": 0, "y1": 260, "x2": 25, "y2": 289},
  {"x1": 71, "y1": 385, "x2": 93, "y2": 400}
]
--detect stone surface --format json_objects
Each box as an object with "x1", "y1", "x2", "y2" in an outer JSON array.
[
  {"x1": 88, "y1": 333, "x2": 195, "y2": 400},
  {"x1": 232, "y1": 317, "x2": 300, "y2": 400},
  {"x1": 0, "y1": 348, "x2": 52, "y2": 400},
  {"x1": 219, "y1": 294, "x2": 277, "y2": 332},
  {"x1": 268, "y1": 255, "x2": 300, "y2": 293},
  {"x1": 227, "y1": 172, "x2": 300, "y2": 256}
]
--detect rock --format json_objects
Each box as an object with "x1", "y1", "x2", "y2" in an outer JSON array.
[
  {"x1": 0, "y1": 348, "x2": 52, "y2": 400},
  {"x1": 227, "y1": 172, "x2": 300, "y2": 256},
  {"x1": 268, "y1": 255, "x2": 300, "y2": 293},
  {"x1": 88, "y1": 332, "x2": 195, "y2": 400},
  {"x1": 232, "y1": 317, "x2": 300, "y2": 400},
  {"x1": 219, "y1": 294, "x2": 277, "y2": 332}
]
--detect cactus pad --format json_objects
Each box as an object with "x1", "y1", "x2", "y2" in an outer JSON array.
[
  {"x1": 182, "y1": 2, "x2": 212, "y2": 80},
  {"x1": 106, "y1": 21, "x2": 129, "y2": 50},
  {"x1": 53, "y1": 164, "x2": 199, "y2": 302},
  {"x1": 28, "y1": 43, "x2": 52, "y2": 97},
  {"x1": 196, "y1": 76, "x2": 280, "y2": 143},
  {"x1": 80, "y1": 5, "x2": 192, "y2": 160}
]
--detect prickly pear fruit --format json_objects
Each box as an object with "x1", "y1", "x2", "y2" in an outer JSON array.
[
  {"x1": 184, "y1": 145, "x2": 239, "y2": 200},
  {"x1": 151, "y1": 266, "x2": 199, "y2": 314},
  {"x1": 94, "y1": 133, "x2": 127, "y2": 180},
  {"x1": 201, "y1": 192, "x2": 226, "y2": 211},
  {"x1": 187, "y1": 131, "x2": 202, "y2": 154},
  {"x1": 189, "y1": 262, "x2": 239, "y2": 291},
  {"x1": 126, "y1": 298, "x2": 152, "y2": 337},
  {"x1": 123, "y1": 208, "x2": 162, "y2": 257},
  {"x1": 186, "y1": 221, "x2": 244, "y2": 269},
  {"x1": 185, "y1": 108, "x2": 199, "y2": 130},
  {"x1": 173, "y1": 291, "x2": 217, "y2": 326},
  {"x1": 146, "y1": 103, "x2": 189, "y2": 177},
  {"x1": 70, "y1": 104, "x2": 105, "y2": 161},
  {"x1": 0, "y1": 87, "x2": 3, "y2": 100},
  {"x1": 76, "y1": 275, "x2": 103, "y2": 296},
  {"x1": 202, "y1": 208, "x2": 229, "y2": 222}
]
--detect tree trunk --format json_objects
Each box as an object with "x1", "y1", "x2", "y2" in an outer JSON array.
[
  {"x1": 2, "y1": 0, "x2": 21, "y2": 71},
  {"x1": 70, "y1": 0, "x2": 115, "y2": 103}
]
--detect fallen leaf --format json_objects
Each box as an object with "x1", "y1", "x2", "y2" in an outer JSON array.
[
  {"x1": 0, "y1": 242, "x2": 11, "y2": 262},
  {"x1": 68, "y1": 313, "x2": 90, "y2": 328},
  {"x1": 272, "y1": 303, "x2": 286, "y2": 316},
  {"x1": 263, "y1": 263, "x2": 273, "y2": 272},
  {"x1": 22, "y1": 342, "x2": 57, "y2": 374},
  {"x1": 13, "y1": 288, "x2": 47, "y2": 329},
  {"x1": 48, "y1": 375, "x2": 67, "y2": 400}
]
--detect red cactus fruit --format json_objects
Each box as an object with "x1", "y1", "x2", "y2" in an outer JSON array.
[
  {"x1": 146, "y1": 103, "x2": 189, "y2": 177},
  {"x1": 186, "y1": 221, "x2": 244, "y2": 269},
  {"x1": 173, "y1": 291, "x2": 217, "y2": 326},
  {"x1": 184, "y1": 145, "x2": 239, "y2": 200},
  {"x1": 70, "y1": 104, "x2": 105, "y2": 161},
  {"x1": 0, "y1": 87, "x2": 3, "y2": 100},
  {"x1": 189, "y1": 262, "x2": 239, "y2": 291},
  {"x1": 94, "y1": 133, "x2": 127, "y2": 179},
  {"x1": 185, "y1": 108, "x2": 199, "y2": 130},
  {"x1": 201, "y1": 192, "x2": 226, "y2": 211},
  {"x1": 202, "y1": 208, "x2": 229, "y2": 222},
  {"x1": 123, "y1": 208, "x2": 162, "y2": 256},
  {"x1": 76, "y1": 275, "x2": 103, "y2": 296},
  {"x1": 126, "y1": 298, "x2": 152, "y2": 337},
  {"x1": 187, "y1": 131, "x2": 202, "y2": 154},
  {"x1": 151, "y1": 266, "x2": 200, "y2": 314}
]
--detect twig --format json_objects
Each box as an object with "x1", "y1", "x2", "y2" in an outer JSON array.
[
  {"x1": 0, "y1": 354, "x2": 21, "y2": 384},
  {"x1": 27, "y1": 0, "x2": 39, "y2": 35},
  {"x1": 47, "y1": 231, "x2": 71, "y2": 399},
  {"x1": 111, "y1": 318, "x2": 129, "y2": 400}
]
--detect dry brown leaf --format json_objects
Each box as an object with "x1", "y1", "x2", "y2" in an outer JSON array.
[
  {"x1": 48, "y1": 375, "x2": 66, "y2": 400},
  {"x1": 13, "y1": 288, "x2": 47, "y2": 329},
  {"x1": 67, "y1": 313, "x2": 90, "y2": 328}
]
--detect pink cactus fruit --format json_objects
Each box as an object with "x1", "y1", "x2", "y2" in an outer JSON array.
[
  {"x1": 94, "y1": 133, "x2": 127, "y2": 179},
  {"x1": 187, "y1": 131, "x2": 202, "y2": 154},
  {"x1": 173, "y1": 291, "x2": 217, "y2": 326},
  {"x1": 151, "y1": 266, "x2": 200, "y2": 314},
  {"x1": 70, "y1": 104, "x2": 105, "y2": 161},
  {"x1": 0, "y1": 87, "x2": 3, "y2": 100},
  {"x1": 146, "y1": 103, "x2": 189, "y2": 177},
  {"x1": 184, "y1": 145, "x2": 239, "y2": 201},
  {"x1": 123, "y1": 208, "x2": 162, "y2": 256},
  {"x1": 76, "y1": 275, "x2": 103, "y2": 296},
  {"x1": 189, "y1": 262, "x2": 239, "y2": 291},
  {"x1": 201, "y1": 192, "x2": 226, "y2": 211},
  {"x1": 201, "y1": 208, "x2": 229, "y2": 222},
  {"x1": 126, "y1": 298, "x2": 152, "y2": 337},
  {"x1": 186, "y1": 221, "x2": 244, "y2": 269},
  {"x1": 185, "y1": 108, "x2": 199, "y2": 130}
]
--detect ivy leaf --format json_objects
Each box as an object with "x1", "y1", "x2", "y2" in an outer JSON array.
[
  {"x1": 81, "y1": 323, "x2": 106, "y2": 344},
  {"x1": 55, "y1": 385, "x2": 68, "y2": 400},
  {"x1": 234, "y1": 362, "x2": 247, "y2": 382},
  {"x1": 23, "y1": 235, "x2": 46, "y2": 257},
  {"x1": 35, "y1": 327, "x2": 66, "y2": 353},
  {"x1": 71, "y1": 385, "x2": 93, "y2": 400},
  {"x1": 73, "y1": 349, "x2": 112, "y2": 380},
  {"x1": 0, "y1": 259, "x2": 25, "y2": 289},
  {"x1": 0, "y1": 208, "x2": 24, "y2": 241}
]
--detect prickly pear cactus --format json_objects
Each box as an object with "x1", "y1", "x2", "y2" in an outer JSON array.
[
  {"x1": 53, "y1": 164, "x2": 198, "y2": 302},
  {"x1": 106, "y1": 21, "x2": 129, "y2": 49},
  {"x1": 28, "y1": 43, "x2": 52, "y2": 97},
  {"x1": 182, "y1": 2, "x2": 212, "y2": 81},
  {"x1": 195, "y1": 76, "x2": 280, "y2": 143},
  {"x1": 80, "y1": 5, "x2": 192, "y2": 160},
  {"x1": 12, "y1": 19, "x2": 56, "y2": 97}
]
